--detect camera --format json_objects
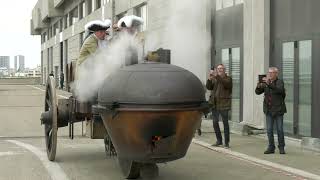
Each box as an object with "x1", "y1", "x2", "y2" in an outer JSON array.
[{"x1": 258, "y1": 74, "x2": 266, "y2": 83}]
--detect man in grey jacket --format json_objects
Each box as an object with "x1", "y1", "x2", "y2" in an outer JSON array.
[{"x1": 255, "y1": 67, "x2": 287, "y2": 154}]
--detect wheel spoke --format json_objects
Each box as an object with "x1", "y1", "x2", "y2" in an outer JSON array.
[
  {"x1": 47, "y1": 88, "x2": 51, "y2": 101},
  {"x1": 48, "y1": 130, "x2": 52, "y2": 150},
  {"x1": 45, "y1": 99, "x2": 51, "y2": 108}
]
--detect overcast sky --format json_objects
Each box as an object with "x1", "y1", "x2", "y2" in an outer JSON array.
[{"x1": 0, "y1": 0, "x2": 40, "y2": 69}]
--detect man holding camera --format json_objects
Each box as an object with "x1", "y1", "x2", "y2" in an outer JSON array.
[
  {"x1": 255, "y1": 67, "x2": 287, "y2": 154},
  {"x1": 206, "y1": 64, "x2": 232, "y2": 148}
]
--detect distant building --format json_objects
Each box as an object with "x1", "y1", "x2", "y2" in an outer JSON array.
[
  {"x1": 14, "y1": 55, "x2": 25, "y2": 72},
  {"x1": 14, "y1": 56, "x2": 17, "y2": 72},
  {"x1": 0, "y1": 56, "x2": 10, "y2": 71},
  {"x1": 27, "y1": 65, "x2": 41, "y2": 77},
  {"x1": 0, "y1": 67, "x2": 9, "y2": 77}
]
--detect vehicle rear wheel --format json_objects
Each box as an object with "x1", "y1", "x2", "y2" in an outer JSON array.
[{"x1": 42, "y1": 76, "x2": 58, "y2": 161}]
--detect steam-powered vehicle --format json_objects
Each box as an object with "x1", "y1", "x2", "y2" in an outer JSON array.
[{"x1": 40, "y1": 60, "x2": 208, "y2": 179}]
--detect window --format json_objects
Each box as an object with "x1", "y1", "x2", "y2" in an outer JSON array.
[
  {"x1": 135, "y1": 4, "x2": 147, "y2": 32},
  {"x1": 87, "y1": 0, "x2": 93, "y2": 15},
  {"x1": 53, "y1": 22, "x2": 59, "y2": 36},
  {"x1": 216, "y1": 0, "x2": 222, "y2": 10},
  {"x1": 216, "y1": 0, "x2": 243, "y2": 11},
  {"x1": 282, "y1": 40, "x2": 312, "y2": 136},
  {"x1": 69, "y1": 7, "x2": 79, "y2": 26},
  {"x1": 282, "y1": 42, "x2": 295, "y2": 134},
  {"x1": 63, "y1": 14, "x2": 68, "y2": 29},
  {"x1": 41, "y1": 32, "x2": 47, "y2": 44},
  {"x1": 235, "y1": 0, "x2": 243, "y2": 5},
  {"x1": 79, "y1": 1, "x2": 86, "y2": 19},
  {"x1": 59, "y1": 19, "x2": 63, "y2": 32},
  {"x1": 223, "y1": 0, "x2": 234, "y2": 8},
  {"x1": 298, "y1": 40, "x2": 312, "y2": 136},
  {"x1": 221, "y1": 47, "x2": 241, "y2": 122},
  {"x1": 48, "y1": 28, "x2": 52, "y2": 39},
  {"x1": 95, "y1": 0, "x2": 101, "y2": 10}
]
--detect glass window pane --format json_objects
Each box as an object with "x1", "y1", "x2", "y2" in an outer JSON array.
[
  {"x1": 69, "y1": 7, "x2": 79, "y2": 26},
  {"x1": 282, "y1": 42, "x2": 295, "y2": 134},
  {"x1": 91, "y1": 0, "x2": 95, "y2": 12},
  {"x1": 83, "y1": 2, "x2": 86, "y2": 17},
  {"x1": 87, "y1": 0, "x2": 92, "y2": 15},
  {"x1": 223, "y1": 0, "x2": 234, "y2": 8},
  {"x1": 235, "y1": 0, "x2": 243, "y2": 5},
  {"x1": 216, "y1": 0, "x2": 222, "y2": 10},
  {"x1": 231, "y1": 47, "x2": 241, "y2": 122},
  {"x1": 95, "y1": 0, "x2": 101, "y2": 9},
  {"x1": 298, "y1": 40, "x2": 312, "y2": 137},
  {"x1": 222, "y1": 49, "x2": 230, "y2": 75},
  {"x1": 136, "y1": 4, "x2": 148, "y2": 32}
]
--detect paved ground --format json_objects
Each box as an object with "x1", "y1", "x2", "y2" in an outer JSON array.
[{"x1": 0, "y1": 84, "x2": 319, "y2": 180}]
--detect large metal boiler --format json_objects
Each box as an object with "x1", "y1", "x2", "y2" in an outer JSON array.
[{"x1": 40, "y1": 61, "x2": 208, "y2": 179}]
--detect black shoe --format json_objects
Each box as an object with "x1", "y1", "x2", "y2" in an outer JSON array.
[
  {"x1": 197, "y1": 129, "x2": 202, "y2": 136},
  {"x1": 264, "y1": 149, "x2": 275, "y2": 154},
  {"x1": 224, "y1": 143, "x2": 230, "y2": 149},
  {"x1": 279, "y1": 148, "x2": 286, "y2": 154},
  {"x1": 212, "y1": 142, "x2": 222, "y2": 146}
]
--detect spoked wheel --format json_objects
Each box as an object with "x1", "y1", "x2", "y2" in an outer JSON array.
[
  {"x1": 42, "y1": 76, "x2": 58, "y2": 161},
  {"x1": 104, "y1": 134, "x2": 117, "y2": 157},
  {"x1": 104, "y1": 135, "x2": 110, "y2": 156},
  {"x1": 118, "y1": 158, "x2": 141, "y2": 179}
]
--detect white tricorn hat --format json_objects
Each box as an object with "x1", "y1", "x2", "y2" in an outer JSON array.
[
  {"x1": 117, "y1": 15, "x2": 144, "y2": 28},
  {"x1": 85, "y1": 19, "x2": 111, "y2": 32}
]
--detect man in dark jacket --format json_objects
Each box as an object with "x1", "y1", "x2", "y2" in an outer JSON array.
[
  {"x1": 59, "y1": 72, "x2": 64, "y2": 89},
  {"x1": 206, "y1": 64, "x2": 232, "y2": 148},
  {"x1": 255, "y1": 67, "x2": 287, "y2": 154}
]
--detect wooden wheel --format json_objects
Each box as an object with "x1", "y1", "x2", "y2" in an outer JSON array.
[
  {"x1": 104, "y1": 134, "x2": 117, "y2": 157},
  {"x1": 44, "y1": 76, "x2": 58, "y2": 161},
  {"x1": 104, "y1": 134, "x2": 111, "y2": 156},
  {"x1": 118, "y1": 158, "x2": 141, "y2": 179}
]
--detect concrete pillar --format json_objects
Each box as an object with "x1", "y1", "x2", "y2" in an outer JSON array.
[{"x1": 242, "y1": 0, "x2": 270, "y2": 129}]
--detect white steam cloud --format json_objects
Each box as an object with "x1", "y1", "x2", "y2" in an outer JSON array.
[
  {"x1": 166, "y1": 0, "x2": 211, "y2": 81},
  {"x1": 71, "y1": 32, "x2": 142, "y2": 102},
  {"x1": 72, "y1": 0, "x2": 211, "y2": 102},
  {"x1": 144, "y1": 0, "x2": 212, "y2": 82}
]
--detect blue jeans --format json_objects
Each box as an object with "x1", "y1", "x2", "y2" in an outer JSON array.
[
  {"x1": 212, "y1": 109, "x2": 230, "y2": 144},
  {"x1": 266, "y1": 113, "x2": 285, "y2": 150}
]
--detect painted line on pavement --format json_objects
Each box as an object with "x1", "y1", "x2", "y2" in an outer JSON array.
[
  {"x1": 7, "y1": 140, "x2": 69, "y2": 180},
  {"x1": 193, "y1": 139, "x2": 320, "y2": 180},
  {"x1": 27, "y1": 85, "x2": 69, "y2": 99},
  {"x1": 0, "y1": 151, "x2": 21, "y2": 157}
]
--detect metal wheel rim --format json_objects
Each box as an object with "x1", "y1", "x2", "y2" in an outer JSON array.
[{"x1": 44, "y1": 76, "x2": 58, "y2": 161}]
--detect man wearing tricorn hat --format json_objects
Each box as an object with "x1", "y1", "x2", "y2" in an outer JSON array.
[
  {"x1": 77, "y1": 19, "x2": 111, "y2": 66},
  {"x1": 114, "y1": 15, "x2": 144, "y2": 66},
  {"x1": 117, "y1": 15, "x2": 144, "y2": 35},
  {"x1": 76, "y1": 19, "x2": 111, "y2": 138}
]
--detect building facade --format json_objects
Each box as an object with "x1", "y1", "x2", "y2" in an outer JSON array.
[
  {"x1": 31, "y1": 0, "x2": 320, "y2": 139},
  {"x1": 14, "y1": 55, "x2": 25, "y2": 72},
  {"x1": 0, "y1": 56, "x2": 10, "y2": 70},
  {"x1": 14, "y1": 56, "x2": 17, "y2": 72}
]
